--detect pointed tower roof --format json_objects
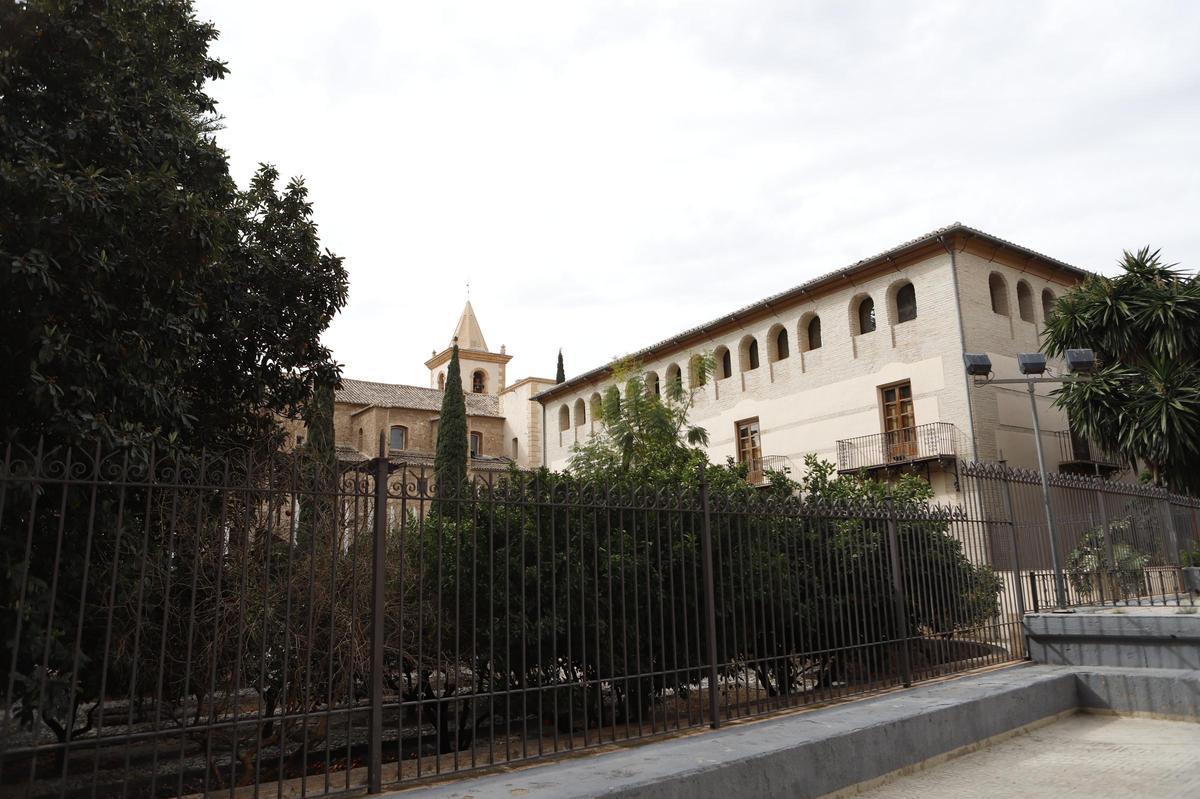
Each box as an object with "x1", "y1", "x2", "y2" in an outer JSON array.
[{"x1": 452, "y1": 301, "x2": 489, "y2": 352}]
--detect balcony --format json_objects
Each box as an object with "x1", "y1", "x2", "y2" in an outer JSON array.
[
  {"x1": 836, "y1": 422, "x2": 959, "y2": 474},
  {"x1": 1055, "y1": 430, "x2": 1125, "y2": 476},
  {"x1": 745, "y1": 455, "x2": 793, "y2": 486}
]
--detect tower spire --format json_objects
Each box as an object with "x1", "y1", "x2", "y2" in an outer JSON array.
[{"x1": 452, "y1": 300, "x2": 488, "y2": 352}]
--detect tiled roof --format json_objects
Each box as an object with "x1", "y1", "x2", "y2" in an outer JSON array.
[
  {"x1": 336, "y1": 379, "x2": 502, "y2": 417},
  {"x1": 333, "y1": 446, "x2": 513, "y2": 472},
  {"x1": 535, "y1": 222, "x2": 1091, "y2": 401}
]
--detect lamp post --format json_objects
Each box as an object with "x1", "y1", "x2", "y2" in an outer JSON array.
[{"x1": 964, "y1": 349, "x2": 1095, "y2": 611}]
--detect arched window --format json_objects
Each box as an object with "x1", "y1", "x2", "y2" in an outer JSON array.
[
  {"x1": 688, "y1": 355, "x2": 707, "y2": 388},
  {"x1": 856, "y1": 297, "x2": 876, "y2": 335},
  {"x1": 389, "y1": 425, "x2": 407, "y2": 450},
  {"x1": 1016, "y1": 281, "x2": 1034, "y2": 322},
  {"x1": 469, "y1": 431, "x2": 482, "y2": 458},
  {"x1": 358, "y1": 427, "x2": 364, "y2": 451},
  {"x1": 589, "y1": 392, "x2": 603, "y2": 429},
  {"x1": 740, "y1": 336, "x2": 759, "y2": 371},
  {"x1": 645, "y1": 371, "x2": 660, "y2": 397},
  {"x1": 472, "y1": 370, "x2": 486, "y2": 393},
  {"x1": 772, "y1": 325, "x2": 790, "y2": 361},
  {"x1": 573, "y1": 397, "x2": 586, "y2": 427},
  {"x1": 511, "y1": 437, "x2": 519, "y2": 459},
  {"x1": 895, "y1": 282, "x2": 917, "y2": 323},
  {"x1": 805, "y1": 315, "x2": 822, "y2": 351},
  {"x1": 558, "y1": 405, "x2": 570, "y2": 432},
  {"x1": 714, "y1": 346, "x2": 732, "y2": 379},
  {"x1": 1041, "y1": 288, "x2": 1056, "y2": 321},
  {"x1": 989, "y1": 273, "x2": 1009, "y2": 315},
  {"x1": 666, "y1": 364, "x2": 682, "y2": 392},
  {"x1": 438, "y1": 372, "x2": 446, "y2": 390}
]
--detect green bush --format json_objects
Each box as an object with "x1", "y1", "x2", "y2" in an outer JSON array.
[{"x1": 1066, "y1": 521, "x2": 1150, "y2": 600}]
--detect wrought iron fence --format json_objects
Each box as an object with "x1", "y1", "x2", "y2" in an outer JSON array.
[
  {"x1": 1, "y1": 440, "x2": 1192, "y2": 799},
  {"x1": 961, "y1": 462, "x2": 1200, "y2": 611},
  {"x1": 835, "y1": 422, "x2": 958, "y2": 473}
]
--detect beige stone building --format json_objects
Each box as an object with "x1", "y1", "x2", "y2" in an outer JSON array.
[
  {"x1": 534, "y1": 223, "x2": 1124, "y2": 503},
  {"x1": 331, "y1": 301, "x2": 555, "y2": 474}
]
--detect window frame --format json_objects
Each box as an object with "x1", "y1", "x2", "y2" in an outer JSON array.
[
  {"x1": 735, "y1": 417, "x2": 762, "y2": 467},
  {"x1": 388, "y1": 425, "x2": 408, "y2": 451}
]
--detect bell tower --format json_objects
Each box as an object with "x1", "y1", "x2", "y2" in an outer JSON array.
[{"x1": 425, "y1": 301, "x2": 512, "y2": 395}]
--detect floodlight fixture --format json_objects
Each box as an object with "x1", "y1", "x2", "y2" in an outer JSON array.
[
  {"x1": 1065, "y1": 348, "x2": 1096, "y2": 373},
  {"x1": 963, "y1": 353, "x2": 992, "y2": 377},
  {"x1": 1017, "y1": 353, "x2": 1047, "y2": 376}
]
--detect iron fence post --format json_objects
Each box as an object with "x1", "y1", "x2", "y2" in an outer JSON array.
[
  {"x1": 1159, "y1": 498, "x2": 1181, "y2": 566},
  {"x1": 1158, "y1": 498, "x2": 1182, "y2": 602},
  {"x1": 1094, "y1": 485, "x2": 1112, "y2": 605},
  {"x1": 698, "y1": 465, "x2": 720, "y2": 729},
  {"x1": 368, "y1": 434, "x2": 388, "y2": 793},
  {"x1": 884, "y1": 499, "x2": 913, "y2": 688}
]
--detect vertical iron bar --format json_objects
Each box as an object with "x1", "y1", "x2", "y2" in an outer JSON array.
[
  {"x1": 698, "y1": 466, "x2": 720, "y2": 729},
  {"x1": 1000, "y1": 475, "x2": 1026, "y2": 619},
  {"x1": 1094, "y1": 485, "x2": 1112, "y2": 607},
  {"x1": 884, "y1": 501, "x2": 912, "y2": 688},
  {"x1": 368, "y1": 435, "x2": 387, "y2": 794}
]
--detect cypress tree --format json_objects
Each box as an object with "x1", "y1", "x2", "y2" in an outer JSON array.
[
  {"x1": 556, "y1": 350, "x2": 566, "y2": 384},
  {"x1": 434, "y1": 344, "x2": 469, "y2": 508}
]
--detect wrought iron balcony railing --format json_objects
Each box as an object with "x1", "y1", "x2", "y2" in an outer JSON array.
[
  {"x1": 745, "y1": 455, "x2": 793, "y2": 486},
  {"x1": 1054, "y1": 429, "x2": 1124, "y2": 473},
  {"x1": 836, "y1": 422, "x2": 959, "y2": 473}
]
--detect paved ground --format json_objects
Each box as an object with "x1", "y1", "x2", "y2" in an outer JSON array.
[{"x1": 854, "y1": 714, "x2": 1200, "y2": 799}]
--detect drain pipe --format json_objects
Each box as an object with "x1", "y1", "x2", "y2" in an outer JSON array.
[
  {"x1": 939, "y1": 234, "x2": 980, "y2": 463},
  {"x1": 541, "y1": 400, "x2": 547, "y2": 468}
]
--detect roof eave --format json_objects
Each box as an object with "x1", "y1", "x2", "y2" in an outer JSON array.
[{"x1": 533, "y1": 223, "x2": 1089, "y2": 403}]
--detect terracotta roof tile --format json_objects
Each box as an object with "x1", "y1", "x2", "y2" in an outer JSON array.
[{"x1": 336, "y1": 378, "x2": 501, "y2": 417}]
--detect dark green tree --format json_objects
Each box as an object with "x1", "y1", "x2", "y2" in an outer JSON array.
[
  {"x1": 0, "y1": 0, "x2": 347, "y2": 762},
  {"x1": 297, "y1": 379, "x2": 336, "y2": 550},
  {"x1": 0, "y1": 0, "x2": 347, "y2": 452},
  {"x1": 1043, "y1": 248, "x2": 1200, "y2": 491},
  {"x1": 434, "y1": 344, "x2": 468, "y2": 507},
  {"x1": 556, "y1": 349, "x2": 566, "y2": 383}
]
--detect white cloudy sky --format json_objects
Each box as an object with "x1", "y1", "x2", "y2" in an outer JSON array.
[{"x1": 195, "y1": 0, "x2": 1200, "y2": 386}]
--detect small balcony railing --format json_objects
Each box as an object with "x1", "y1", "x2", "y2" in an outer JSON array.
[
  {"x1": 745, "y1": 455, "x2": 793, "y2": 486},
  {"x1": 836, "y1": 422, "x2": 958, "y2": 473},
  {"x1": 1055, "y1": 430, "x2": 1124, "y2": 473}
]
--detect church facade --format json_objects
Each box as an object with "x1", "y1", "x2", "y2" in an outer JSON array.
[{"x1": 329, "y1": 301, "x2": 555, "y2": 474}]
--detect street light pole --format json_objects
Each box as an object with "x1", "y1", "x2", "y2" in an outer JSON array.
[
  {"x1": 1024, "y1": 380, "x2": 1068, "y2": 609},
  {"x1": 965, "y1": 348, "x2": 1097, "y2": 613}
]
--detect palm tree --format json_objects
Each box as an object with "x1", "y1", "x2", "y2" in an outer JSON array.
[{"x1": 1043, "y1": 248, "x2": 1200, "y2": 492}]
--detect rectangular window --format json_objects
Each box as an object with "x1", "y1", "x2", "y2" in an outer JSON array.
[
  {"x1": 389, "y1": 425, "x2": 407, "y2": 451},
  {"x1": 737, "y1": 418, "x2": 763, "y2": 484},
  {"x1": 735, "y1": 418, "x2": 762, "y2": 466},
  {"x1": 470, "y1": 431, "x2": 483, "y2": 458},
  {"x1": 880, "y1": 381, "x2": 915, "y2": 460}
]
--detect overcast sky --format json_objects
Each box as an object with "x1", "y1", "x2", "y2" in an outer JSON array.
[{"x1": 195, "y1": 0, "x2": 1200, "y2": 387}]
